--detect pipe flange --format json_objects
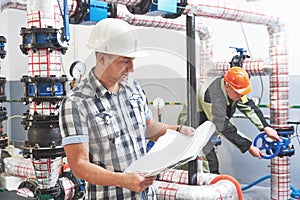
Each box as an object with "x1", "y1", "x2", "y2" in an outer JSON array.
[
  {"x1": 108, "y1": 3, "x2": 118, "y2": 18},
  {"x1": 20, "y1": 27, "x2": 68, "y2": 55},
  {"x1": 126, "y1": 0, "x2": 153, "y2": 15},
  {"x1": 22, "y1": 145, "x2": 65, "y2": 159},
  {"x1": 35, "y1": 183, "x2": 62, "y2": 200},
  {"x1": 69, "y1": 0, "x2": 89, "y2": 24},
  {"x1": 20, "y1": 75, "x2": 68, "y2": 104},
  {"x1": 162, "y1": 0, "x2": 187, "y2": 19}
]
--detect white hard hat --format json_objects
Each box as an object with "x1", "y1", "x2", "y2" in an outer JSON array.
[{"x1": 87, "y1": 18, "x2": 148, "y2": 58}]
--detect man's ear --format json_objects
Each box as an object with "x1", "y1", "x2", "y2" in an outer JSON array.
[
  {"x1": 97, "y1": 53, "x2": 105, "y2": 64},
  {"x1": 225, "y1": 83, "x2": 228, "y2": 89},
  {"x1": 224, "y1": 83, "x2": 230, "y2": 92}
]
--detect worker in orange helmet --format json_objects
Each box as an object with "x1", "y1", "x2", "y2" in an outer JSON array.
[{"x1": 178, "y1": 67, "x2": 280, "y2": 174}]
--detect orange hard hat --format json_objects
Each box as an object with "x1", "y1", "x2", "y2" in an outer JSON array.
[{"x1": 224, "y1": 67, "x2": 252, "y2": 95}]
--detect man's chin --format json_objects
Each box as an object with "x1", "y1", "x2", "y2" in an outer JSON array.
[{"x1": 120, "y1": 75, "x2": 128, "y2": 82}]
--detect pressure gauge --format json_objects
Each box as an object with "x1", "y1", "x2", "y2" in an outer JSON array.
[
  {"x1": 69, "y1": 61, "x2": 86, "y2": 80},
  {"x1": 153, "y1": 97, "x2": 165, "y2": 109}
]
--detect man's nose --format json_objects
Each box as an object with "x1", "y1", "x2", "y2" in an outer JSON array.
[{"x1": 127, "y1": 59, "x2": 134, "y2": 72}]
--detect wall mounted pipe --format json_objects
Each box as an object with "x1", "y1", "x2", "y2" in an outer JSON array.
[
  {"x1": 158, "y1": 168, "x2": 219, "y2": 185},
  {"x1": 0, "y1": 0, "x2": 26, "y2": 12},
  {"x1": 0, "y1": 0, "x2": 78, "y2": 14},
  {"x1": 153, "y1": 178, "x2": 242, "y2": 200},
  {"x1": 214, "y1": 58, "x2": 271, "y2": 76}
]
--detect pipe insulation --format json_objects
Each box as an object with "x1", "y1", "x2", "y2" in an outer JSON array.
[
  {"x1": 155, "y1": 169, "x2": 243, "y2": 199},
  {"x1": 158, "y1": 168, "x2": 218, "y2": 186},
  {"x1": 16, "y1": 175, "x2": 78, "y2": 199},
  {"x1": 0, "y1": 0, "x2": 26, "y2": 12},
  {"x1": 23, "y1": 0, "x2": 66, "y2": 191},
  {"x1": 26, "y1": 0, "x2": 64, "y2": 117},
  {"x1": 214, "y1": 58, "x2": 271, "y2": 76},
  {"x1": 153, "y1": 179, "x2": 240, "y2": 200},
  {"x1": 4, "y1": 157, "x2": 35, "y2": 179},
  {"x1": 0, "y1": 0, "x2": 78, "y2": 18},
  {"x1": 4, "y1": 157, "x2": 82, "y2": 199},
  {"x1": 4, "y1": 157, "x2": 61, "y2": 189}
]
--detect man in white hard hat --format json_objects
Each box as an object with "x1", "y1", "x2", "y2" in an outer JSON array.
[{"x1": 59, "y1": 18, "x2": 195, "y2": 200}]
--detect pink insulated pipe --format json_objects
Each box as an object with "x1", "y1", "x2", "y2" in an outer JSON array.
[{"x1": 21, "y1": 0, "x2": 68, "y2": 192}]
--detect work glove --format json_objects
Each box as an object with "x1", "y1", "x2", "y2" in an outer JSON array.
[{"x1": 177, "y1": 125, "x2": 195, "y2": 136}]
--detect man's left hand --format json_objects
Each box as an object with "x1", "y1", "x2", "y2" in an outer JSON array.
[{"x1": 178, "y1": 125, "x2": 195, "y2": 136}]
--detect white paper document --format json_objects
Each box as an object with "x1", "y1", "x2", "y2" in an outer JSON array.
[{"x1": 125, "y1": 121, "x2": 216, "y2": 176}]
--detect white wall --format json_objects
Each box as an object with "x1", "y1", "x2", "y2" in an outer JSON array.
[{"x1": 0, "y1": 9, "x2": 27, "y2": 80}]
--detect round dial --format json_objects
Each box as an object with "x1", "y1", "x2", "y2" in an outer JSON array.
[
  {"x1": 153, "y1": 97, "x2": 165, "y2": 109},
  {"x1": 69, "y1": 61, "x2": 86, "y2": 80}
]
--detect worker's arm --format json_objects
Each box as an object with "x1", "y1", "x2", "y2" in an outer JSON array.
[
  {"x1": 64, "y1": 142, "x2": 156, "y2": 193},
  {"x1": 248, "y1": 145, "x2": 262, "y2": 159},
  {"x1": 146, "y1": 118, "x2": 194, "y2": 141},
  {"x1": 237, "y1": 97, "x2": 280, "y2": 141}
]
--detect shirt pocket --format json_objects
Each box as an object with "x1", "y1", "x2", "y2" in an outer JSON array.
[{"x1": 95, "y1": 110, "x2": 121, "y2": 140}]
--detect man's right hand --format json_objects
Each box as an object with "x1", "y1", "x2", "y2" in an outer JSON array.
[
  {"x1": 248, "y1": 145, "x2": 262, "y2": 159},
  {"x1": 121, "y1": 173, "x2": 157, "y2": 193}
]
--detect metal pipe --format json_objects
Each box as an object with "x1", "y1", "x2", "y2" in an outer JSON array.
[
  {"x1": 214, "y1": 58, "x2": 271, "y2": 76},
  {"x1": 153, "y1": 179, "x2": 240, "y2": 199},
  {"x1": 186, "y1": 13, "x2": 198, "y2": 186},
  {"x1": 0, "y1": 0, "x2": 26, "y2": 12},
  {"x1": 158, "y1": 168, "x2": 218, "y2": 185}
]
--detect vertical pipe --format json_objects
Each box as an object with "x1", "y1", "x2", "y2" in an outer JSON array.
[
  {"x1": 24, "y1": 0, "x2": 65, "y2": 193},
  {"x1": 186, "y1": 14, "x2": 197, "y2": 185},
  {"x1": 269, "y1": 29, "x2": 290, "y2": 200},
  {"x1": 27, "y1": 0, "x2": 62, "y2": 117}
]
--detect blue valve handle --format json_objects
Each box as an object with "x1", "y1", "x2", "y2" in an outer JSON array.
[
  {"x1": 57, "y1": 0, "x2": 70, "y2": 42},
  {"x1": 253, "y1": 133, "x2": 282, "y2": 159}
]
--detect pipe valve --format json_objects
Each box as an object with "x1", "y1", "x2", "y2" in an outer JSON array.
[{"x1": 253, "y1": 127, "x2": 295, "y2": 159}]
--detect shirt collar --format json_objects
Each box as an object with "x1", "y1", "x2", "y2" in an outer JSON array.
[{"x1": 88, "y1": 67, "x2": 129, "y2": 98}]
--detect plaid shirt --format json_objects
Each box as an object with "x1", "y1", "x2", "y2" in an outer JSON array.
[{"x1": 59, "y1": 68, "x2": 153, "y2": 200}]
